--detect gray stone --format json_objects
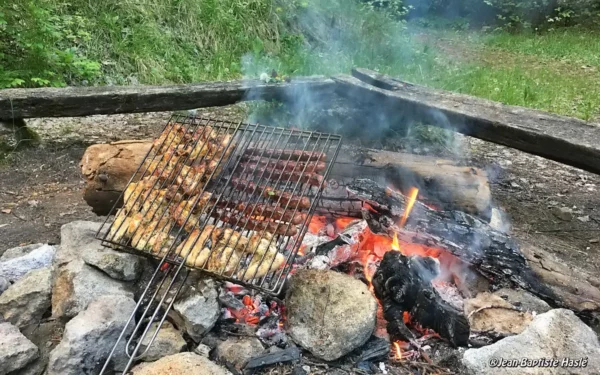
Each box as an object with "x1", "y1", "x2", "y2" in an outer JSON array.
[
  {"x1": 285, "y1": 269, "x2": 378, "y2": 361},
  {"x1": 130, "y1": 352, "x2": 232, "y2": 375},
  {"x1": 0, "y1": 276, "x2": 9, "y2": 295},
  {"x1": 194, "y1": 344, "x2": 212, "y2": 357},
  {"x1": 551, "y1": 206, "x2": 573, "y2": 221},
  {"x1": 0, "y1": 244, "x2": 55, "y2": 283},
  {"x1": 0, "y1": 322, "x2": 39, "y2": 374},
  {"x1": 82, "y1": 246, "x2": 144, "y2": 281},
  {"x1": 493, "y1": 288, "x2": 551, "y2": 314},
  {"x1": 0, "y1": 243, "x2": 44, "y2": 261},
  {"x1": 169, "y1": 278, "x2": 219, "y2": 342},
  {"x1": 139, "y1": 322, "x2": 187, "y2": 362},
  {"x1": 214, "y1": 337, "x2": 264, "y2": 370},
  {"x1": 462, "y1": 309, "x2": 600, "y2": 374},
  {"x1": 47, "y1": 295, "x2": 136, "y2": 375},
  {"x1": 56, "y1": 221, "x2": 103, "y2": 267},
  {"x1": 0, "y1": 267, "x2": 52, "y2": 328},
  {"x1": 52, "y1": 259, "x2": 134, "y2": 319}
]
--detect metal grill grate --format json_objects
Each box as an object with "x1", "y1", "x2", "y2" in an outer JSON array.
[
  {"x1": 96, "y1": 116, "x2": 341, "y2": 373},
  {"x1": 98, "y1": 115, "x2": 341, "y2": 293}
]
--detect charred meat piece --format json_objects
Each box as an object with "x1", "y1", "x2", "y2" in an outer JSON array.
[
  {"x1": 235, "y1": 163, "x2": 324, "y2": 186},
  {"x1": 238, "y1": 251, "x2": 285, "y2": 281},
  {"x1": 243, "y1": 149, "x2": 326, "y2": 162},
  {"x1": 216, "y1": 202, "x2": 306, "y2": 225},
  {"x1": 214, "y1": 210, "x2": 299, "y2": 236},
  {"x1": 230, "y1": 178, "x2": 311, "y2": 209},
  {"x1": 239, "y1": 157, "x2": 326, "y2": 173},
  {"x1": 152, "y1": 123, "x2": 190, "y2": 154}
]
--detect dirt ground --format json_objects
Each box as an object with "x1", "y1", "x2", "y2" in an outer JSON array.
[{"x1": 1, "y1": 105, "x2": 599, "y2": 279}]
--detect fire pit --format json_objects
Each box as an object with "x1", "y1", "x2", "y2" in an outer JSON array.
[{"x1": 78, "y1": 114, "x2": 600, "y2": 375}]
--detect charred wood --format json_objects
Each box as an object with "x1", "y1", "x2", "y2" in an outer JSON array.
[
  {"x1": 347, "y1": 179, "x2": 558, "y2": 307},
  {"x1": 245, "y1": 346, "x2": 301, "y2": 370},
  {"x1": 372, "y1": 251, "x2": 470, "y2": 347}
]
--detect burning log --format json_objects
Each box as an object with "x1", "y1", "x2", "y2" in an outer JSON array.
[
  {"x1": 347, "y1": 179, "x2": 600, "y2": 320},
  {"x1": 372, "y1": 251, "x2": 470, "y2": 347}
]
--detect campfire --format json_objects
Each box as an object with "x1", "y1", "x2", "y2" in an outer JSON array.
[{"x1": 1, "y1": 113, "x2": 590, "y2": 375}]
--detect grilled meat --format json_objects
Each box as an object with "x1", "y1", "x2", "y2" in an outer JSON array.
[
  {"x1": 153, "y1": 123, "x2": 190, "y2": 154},
  {"x1": 239, "y1": 157, "x2": 326, "y2": 173},
  {"x1": 236, "y1": 163, "x2": 324, "y2": 186},
  {"x1": 238, "y1": 251, "x2": 285, "y2": 281},
  {"x1": 216, "y1": 211, "x2": 299, "y2": 236},
  {"x1": 231, "y1": 178, "x2": 311, "y2": 209},
  {"x1": 243, "y1": 149, "x2": 326, "y2": 162}
]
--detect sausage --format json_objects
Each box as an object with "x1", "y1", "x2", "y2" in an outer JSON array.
[
  {"x1": 214, "y1": 211, "x2": 299, "y2": 236},
  {"x1": 238, "y1": 157, "x2": 326, "y2": 173},
  {"x1": 243, "y1": 149, "x2": 326, "y2": 162},
  {"x1": 230, "y1": 178, "x2": 311, "y2": 209},
  {"x1": 235, "y1": 164, "x2": 324, "y2": 187}
]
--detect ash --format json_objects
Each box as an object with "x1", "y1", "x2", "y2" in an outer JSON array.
[{"x1": 433, "y1": 281, "x2": 465, "y2": 311}]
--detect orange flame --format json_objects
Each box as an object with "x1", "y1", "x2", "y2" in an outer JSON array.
[
  {"x1": 391, "y1": 233, "x2": 400, "y2": 251},
  {"x1": 393, "y1": 341, "x2": 403, "y2": 359},
  {"x1": 399, "y1": 187, "x2": 419, "y2": 228}
]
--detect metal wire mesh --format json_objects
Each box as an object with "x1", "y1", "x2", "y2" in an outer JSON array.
[
  {"x1": 96, "y1": 115, "x2": 341, "y2": 373},
  {"x1": 97, "y1": 115, "x2": 341, "y2": 294}
]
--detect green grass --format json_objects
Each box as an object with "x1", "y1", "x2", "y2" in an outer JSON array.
[{"x1": 1, "y1": 0, "x2": 599, "y2": 122}]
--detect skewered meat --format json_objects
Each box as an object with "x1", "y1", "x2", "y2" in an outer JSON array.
[
  {"x1": 130, "y1": 215, "x2": 174, "y2": 256},
  {"x1": 239, "y1": 157, "x2": 326, "y2": 173},
  {"x1": 216, "y1": 202, "x2": 306, "y2": 225},
  {"x1": 216, "y1": 211, "x2": 299, "y2": 237},
  {"x1": 243, "y1": 149, "x2": 326, "y2": 162},
  {"x1": 238, "y1": 251, "x2": 285, "y2": 281},
  {"x1": 236, "y1": 163, "x2": 324, "y2": 186},
  {"x1": 231, "y1": 178, "x2": 311, "y2": 209},
  {"x1": 153, "y1": 123, "x2": 190, "y2": 154},
  {"x1": 108, "y1": 209, "x2": 131, "y2": 242}
]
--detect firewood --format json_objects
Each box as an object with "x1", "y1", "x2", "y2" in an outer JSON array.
[{"x1": 348, "y1": 178, "x2": 600, "y2": 319}]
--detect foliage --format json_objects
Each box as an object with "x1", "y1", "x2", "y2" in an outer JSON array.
[{"x1": 0, "y1": 2, "x2": 101, "y2": 88}]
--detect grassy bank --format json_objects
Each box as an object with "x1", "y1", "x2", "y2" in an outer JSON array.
[{"x1": 1, "y1": 0, "x2": 599, "y2": 121}]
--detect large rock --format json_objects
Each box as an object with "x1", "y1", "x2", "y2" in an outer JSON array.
[
  {"x1": 285, "y1": 269, "x2": 377, "y2": 361},
  {"x1": 0, "y1": 276, "x2": 9, "y2": 295},
  {"x1": 1, "y1": 243, "x2": 45, "y2": 260},
  {"x1": 130, "y1": 352, "x2": 232, "y2": 375},
  {"x1": 169, "y1": 278, "x2": 219, "y2": 342},
  {"x1": 139, "y1": 322, "x2": 187, "y2": 362},
  {"x1": 0, "y1": 244, "x2": 55, "y2": 283},
  {"x1": 47, "y1": 295, "x2": 136, "y2": 375},
  {"x1": 214, "y1": 337, "x2": 264, "y2": 370},
  {"x1": 56, "y1": 221, "x2": 104, "y2": 266},
  {"x1": 0, "y1": 267, "x2": 52, "y2": 328},
  {"x1": 0, "y1": 322, "x2": 39, "y2": 374},
  {"x1": 82, "y1": 246, "x2": 144, "y2": 281},
  {"x1": 464, "y1": 292, "x2": 533, "y2": 336},
  {"x1": 52, "y1": 259, "x2": 134, "y2": 318},
  {"x1": 463, "y1": 309, "x2": 600, "y2": 374}
]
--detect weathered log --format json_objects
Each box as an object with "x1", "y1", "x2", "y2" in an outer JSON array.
[
  {"x1": 332, "y1": 69, "x2": 600, "y2": 175},
  {"x1": 372, "y1": 251, "x2": 470, "y2": 347},
  {"x1": 346, "y1": 179, "x2": 600, "y2": 317},
  {"x1": 80, "y1": 142, "x2": 492, "y2": 220},
  {"x1": 80, "y1": 140, "x2": 152, "y2": 215},
  {"x1": 0, "y1": 77, "x2": 334, "y2": 119}
]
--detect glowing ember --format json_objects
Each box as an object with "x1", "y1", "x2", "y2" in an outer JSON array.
[
  {"x1": 399, "y1": 187, "x2": 419, "y2": 228},
  {"x1": 335, "y1": 216, "x2": 357, "y2": 231},
  {"x1": 308, "y1": 215, "x2": 327, "y2": 234}
]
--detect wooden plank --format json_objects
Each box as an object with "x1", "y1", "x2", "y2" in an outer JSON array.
[
  {"x1": 0, "y1": 77, "x2": 334, "y2": 119},
  {"x1": 332, "y1": 68, "x2": 600, "y2": 175}
]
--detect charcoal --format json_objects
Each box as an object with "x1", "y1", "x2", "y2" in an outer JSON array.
[
  {"x1": 244, "y1": 346, "x2": 301, "y2": 369},
  {"x1": 351, "y1": 335, "x2": 390, "y2": 364},
  {"x1": 372, "y1": 251, "x2": 470, "y2": 347}
]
